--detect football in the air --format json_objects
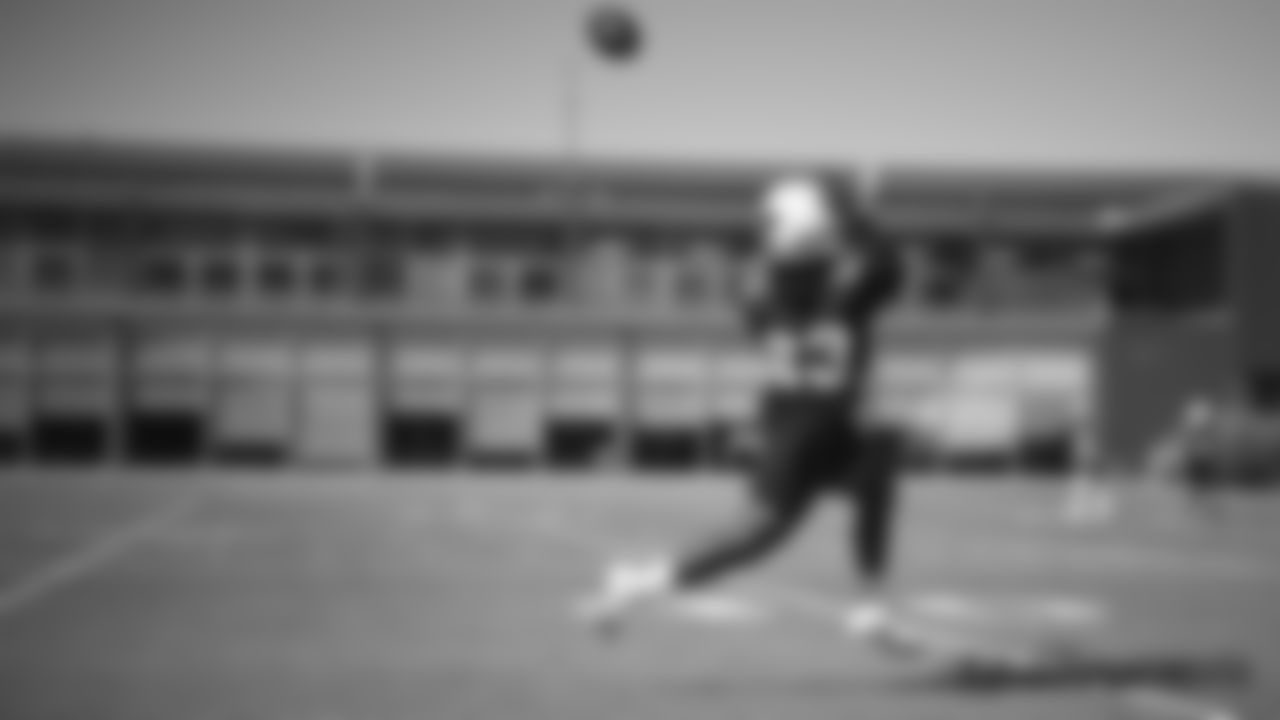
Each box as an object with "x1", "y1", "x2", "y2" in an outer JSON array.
[{"x1": 588, "y1": 4, "x2": 643, "y2": 62}]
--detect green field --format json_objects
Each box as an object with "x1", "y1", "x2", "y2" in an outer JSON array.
[{"x1": 0, "y1": 471, "x2": 1276, "y2": 720}]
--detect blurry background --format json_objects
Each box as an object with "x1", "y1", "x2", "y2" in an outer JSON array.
[
  {"x1": 2, "y1": 0, "x2": 1279, "y2": 171},
  {"x1": 1, "y1": 0, "x2": 1278, "y2": 480}
]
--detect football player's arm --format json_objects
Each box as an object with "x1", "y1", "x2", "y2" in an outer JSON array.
[
  {"x1": 843, "y1": 226, "x2": 903, "y2": 424},
  {"x1": 855, "y1": 226, "x2": 906, "y2": 314},
  {"x1": 739, "y1": 259, "x2": 770, "y2": 335},
  {"x1": 842, "y1": 223, "x2": 905, "y2": 319}
]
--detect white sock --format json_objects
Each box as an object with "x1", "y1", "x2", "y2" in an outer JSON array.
[
  {"x1": 601, "y1": 556, "x2": 677, "y2": 607},
  {"x1": 845, "y1": 599, "x2": 893, "y2": 635}
]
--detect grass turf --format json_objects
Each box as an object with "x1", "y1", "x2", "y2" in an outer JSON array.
[{"x1": 0, "y1": 470, "x2": 1275, "y2": 720}]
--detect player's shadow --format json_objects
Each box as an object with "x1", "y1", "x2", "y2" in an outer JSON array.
[{"x1": 911, "y1": 648, "x2": 1254, "y2": 696}]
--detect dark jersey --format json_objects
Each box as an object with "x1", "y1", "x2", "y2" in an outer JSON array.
[{"x1": 745, "y1": 230, "x2": 902, "y2": 401}]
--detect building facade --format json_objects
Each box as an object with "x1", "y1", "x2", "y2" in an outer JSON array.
[{"x1": 0, "y1": 139, "x2": 1271, "y2": 474}]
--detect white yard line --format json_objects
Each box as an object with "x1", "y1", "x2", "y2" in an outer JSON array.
[
  {"x1": 1123, "y1": 687, "x2": 1240, "y2": 720},
  {"x1": 449, "y1": 497, "x2": 1109, "y2": 623},
  {"x1": 0, "y1": 494, "x2": 200, "y2": 620},
  {"x1": 448, "y1": 494, "x2": 1245, "y2": 720},
  {"x1": 917, "y1": 537, "x2": 1271, "y2": 580}
]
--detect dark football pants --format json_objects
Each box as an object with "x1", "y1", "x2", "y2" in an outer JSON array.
[{"x1": 674, "y1": 394, "x2": 903, "y2": 591}]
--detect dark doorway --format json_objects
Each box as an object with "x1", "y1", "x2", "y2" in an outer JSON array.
[
  {"x1": 383, "y1": 412, "x2": 463, "y2": 467},
  {"x1": 124, "y1": 410, "x2": 205, "y2": 465},
  {"x1": 630, "y1": 425, "x2": 704, "y2": 471},
  {"x1": 29, "y1": 414, "x2": 109, "y2": 464},
  {"x1": 546, "y1": 418, "x2": 616, "y2": 469}
]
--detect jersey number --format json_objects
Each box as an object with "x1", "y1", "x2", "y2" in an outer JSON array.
[{"x1": 763, "y1": 323, "x2": 851, "y2": 391}]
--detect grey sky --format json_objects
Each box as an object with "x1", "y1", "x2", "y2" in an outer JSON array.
[{"x1": 0, "y1": 0, "x2": 1277, "y2": 174}]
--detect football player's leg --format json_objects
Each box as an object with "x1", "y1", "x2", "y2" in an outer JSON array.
[
  {"x1": 838, "y1": 429, "x2": 1056, "y2": 671},
  {"x1": 841, "y1": 425, "x2": 913, "y2": 642},
  {"x1": 673, "y1": 399, "x2": 830, "y2": 588},
  {"x1": 577, "y1": 413, "x2": 821, "y2": 634},
  {"x1": 672, "y1": 464, "x2": 816, "y2": 589},
  {"x1": 847, "y1": 424, "x2": 904, "y2": 593}
]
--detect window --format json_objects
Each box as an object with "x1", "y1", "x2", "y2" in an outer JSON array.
[
  {"x1": 258, "y1": 256, "x2": 295, "y2": 297},
  {"x1": 358, "y1": 254, "x2": 403, "y2": 299},
  {"x1": 1109, "y1": 211, "x2": 1226, "y2": 313},
  {"x1": 1020, "y1": 242, "x2": 1078, "y2": 272},
  {"x1": 675, "y1": 268, "x2": 709, "y2": 305},
  {"x1": 1016, "y1": 242, "x2": 1104, "y2": 309},
  {"x1": 1249, "y1": 370, "x2": 1280, "y2": 412},
  {"x1": 521, "y1": 262, "x2": 561, "y2": 303},
  {"x1": 628, "y1": 234, "x2": 680, "y2": 304},
  {"x1": 201, "y1": 254, "x2": 239, "y2": 296},
  {"x1": 0, "y1": 242, "x2": 13, "y2": 293},
  {"x1": 896, "y1": 243, "x2": 932, "y2": 308},
  {"x1": 403, "y1": 230, "x2": 449, "y2": 300},
  {"x1": 673, "y1": 237, "x2": 732, "y2": 307},
  {"x1": 571, "y1": 233, "x2": 631, "y2": 304},
  {"x1": 971, "y1": 244, "x2": 1020, "y2": 309},
  {"x1": 627, "y1": 260, "x2": 658, "y2": 301},
  {"x1": 0, "y1": 232, "x2": 34, "y2": 295},
  {"x1": 472, "y1": 260, "x2": 505, "y2": 302},
  {"x1": 923, "y1": 237, "x2": 978, "y2": 307},
  {"x1": 134, "y1": 254, "x2": 185, "y2": 295},
  {"x1": 32, "y1": 249, "x2": 77, "y2": 292},
  {"x1": 521, "y1": 235, "x2": 568, "y2": 305},
  {"x1": 310, "y1": 259, "x2": 342, "y2": 296},
  {"x1": 291, "y1": 236, "x2": 349, "y2": 299}
]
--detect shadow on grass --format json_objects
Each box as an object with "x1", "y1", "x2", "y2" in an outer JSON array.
[
  {"x1": 910, "y1": 648, "x2": 1254, "y2": 696},
  {"x1": 632, "y1": 649, "x2": 1251, "y2": 708}
]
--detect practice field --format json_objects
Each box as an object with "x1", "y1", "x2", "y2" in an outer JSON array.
[{"x1": 0, "y1": 470, "x2": 1277, "y2": 720}]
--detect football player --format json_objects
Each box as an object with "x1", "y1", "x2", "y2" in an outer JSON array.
[{"x1": 577, "y1": 169, "x2": 910, "y2": 642}]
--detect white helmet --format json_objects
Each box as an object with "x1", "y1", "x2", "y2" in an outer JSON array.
[{"x1": 760, "y1": 175, "x2": 837, "y2": 259}]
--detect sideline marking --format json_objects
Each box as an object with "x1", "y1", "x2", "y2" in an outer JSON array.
[
  {"x1": 0, "y1": 494, "x2": 200, "y2": 620},
  {"x1": 472, "y1": 498, "x2": 1112, "y2": 632},
  {"x1": 1123, "y1": 687, "x2": 1239, "y2": 720},
  {"x1": 460, "y1": 494, "x2": 1241, "y2": 720},
  {"x1": 669, "y1": 594, "x2": 769, "y2": 625},
  {"x1": 908, "y1": 592, "x2": 1106, "y2": 627}
]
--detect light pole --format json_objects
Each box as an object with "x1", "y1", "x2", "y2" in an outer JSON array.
[
  {"x1": 562, "y1": 3, "x2": 643, "y2": 166},
  {"x1": 559, "y1": 4, "x2": 642, "y2": 465},
  {"x1": 558, "y1": 5, "x2": 591, "y2": 309},
  {"x1": 560, "y1": 26, "x2": 586, "y2": 164},
  {"x1": 557, "y1": 3, "x2": 643, "y2": 279}
]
